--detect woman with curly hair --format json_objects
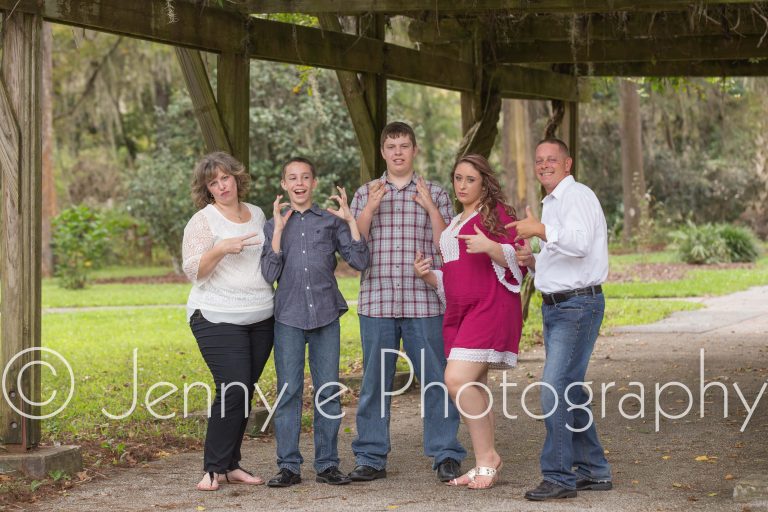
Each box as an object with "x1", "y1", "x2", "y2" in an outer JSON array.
[
  {"x1": 414, "y1": 153, "x2": 527, "y2": 490},
  {"x1": 182, "y1": 151, "x2": 274, "y2": 491}
]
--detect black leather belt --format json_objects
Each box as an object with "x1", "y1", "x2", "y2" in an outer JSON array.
[{"x1": 541, "y1": 285, "x2": 602, "y2": 305}]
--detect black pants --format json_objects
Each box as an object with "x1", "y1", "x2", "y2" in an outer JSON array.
[{"x1": 190, "y1": 311, "x2": 274, "y2": 473}]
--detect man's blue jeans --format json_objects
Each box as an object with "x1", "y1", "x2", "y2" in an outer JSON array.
[
  {"x1": 540, "y1": 293, "x2": 612, "y2": 489},
  {"x1": 273, "y1": 319, "x2": 343, "y2": 474},
  {"x1": 352, "y1": 315, "x2": 466, "y2": 470}
]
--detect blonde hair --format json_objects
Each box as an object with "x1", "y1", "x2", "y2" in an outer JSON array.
[{"x1": 191, "y1": 152, "x2": 250, "y2": 209}]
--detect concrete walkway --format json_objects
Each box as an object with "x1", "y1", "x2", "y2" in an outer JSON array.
[{"x1": 26, "y1": 287, "x2": 768, "y2": 511}]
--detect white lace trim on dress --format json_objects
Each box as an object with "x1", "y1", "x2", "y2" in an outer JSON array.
[
  {"x1": 440, "y1": 212, "x2": 478, "y2": 264},
  {"x1": 492, "y1": 244, "x2": 524, "y2": 294},
  {"x1": 448, "y1": 347, "x2": 518, "y2": 369},
  {"x1": 432, "y1": 269, "x2": 446, "y2": 308}
]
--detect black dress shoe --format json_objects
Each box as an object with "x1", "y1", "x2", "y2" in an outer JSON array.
[
  {"x1": 316, "y1": 466, "x2": 352, "y2": 485},
  {"x1": 267, "y1": 468, "x2": 301, "y2": 488},
  {"x1": 524, "y1": 480, "x2": 577, "y2": 501},
  {"x1": 575, "y1": 478, "x2": 613, "y2": 491},
  {"x1": 348, "y1": 465, "x2": 386, "y2": 481},
  {"x1": 436, "y1": 458, "x2": 461, "y2": 482}
]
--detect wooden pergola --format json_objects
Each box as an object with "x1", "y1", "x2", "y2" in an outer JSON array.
[{"x1": 1, "y1": 0, "x2": 767, "y2": 454}]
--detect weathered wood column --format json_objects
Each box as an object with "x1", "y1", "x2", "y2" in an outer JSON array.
[
  {"x1": 358, "y1": 14, "x2": 387, "y2": 182},
  {"x1": 318, "y1": 14, "x2": 386, "y2": 185},
  {"x1": 175, "y1": 49, "x2": 233, "y2": 155},
  {"x1": 0, "y1": 11, "x2": 43, "y2": 450},
  {"x1": 217, "y1": 53, "x2": 251, "y2": 170},
  {"x1": 458, "y1": 36, "x2": 501, "y2": 159}
]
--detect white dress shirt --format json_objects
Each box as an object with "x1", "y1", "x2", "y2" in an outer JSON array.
[{"x1": 533, "y1": 175, "x2": 609, "y2": 294}]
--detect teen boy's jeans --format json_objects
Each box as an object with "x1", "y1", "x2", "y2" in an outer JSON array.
[
  {"x1": 352, "y1": 315, "x2": 466, "y2": 470},
  {"x1": 540, "y1": 293, "x2": 612, "y2": 489},
  {"x1": 273, "y1": 319, "x2": 344, "y2": 474}
]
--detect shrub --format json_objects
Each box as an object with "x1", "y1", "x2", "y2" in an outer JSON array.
[
  {"x1": 52, "y1": 205, "x2": 109, "y2": 289},
  {"x1": 671, "y1": 222, "x2": 761, "y2": 264},
  {"x1": 718, "y1": 224, "x2": 761, "y2": 263}
]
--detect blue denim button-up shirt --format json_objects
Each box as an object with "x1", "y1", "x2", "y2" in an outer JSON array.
[{"x1": 261, "y1": 203, "x2": 369, "y2": 330}]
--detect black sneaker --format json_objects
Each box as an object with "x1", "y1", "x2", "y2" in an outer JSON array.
[
  {"x1": 267, "y1": 468, "x2": 301, "y2": 488},
  {"x1": 575, "y1": 478, "x2": 613, "y2": 491},
  {"x1": 316, "y1": 466, "x2": 352, "y2": 485}
]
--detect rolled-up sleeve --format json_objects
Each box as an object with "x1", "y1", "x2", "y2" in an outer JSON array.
[
  {"x1": 260, "y1": 220, "x2": 284, "y2": 285},
  {"x1": 181, "y1": 213, "x2": 214, "y2": 285},
  {"x1": 350, "y1": 184, "x2": 369, "y2": 220},
  {"x1": 435, "y1": 187, "x2": 454, "y2": 224},
  {"x1": 336, "y1": 218, "x2": 369, "y2": 271}
]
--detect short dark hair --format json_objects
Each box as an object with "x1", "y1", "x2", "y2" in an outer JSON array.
[
  {"x1": 536, "y1": 138, "x2": 570, "y2": 158},
  {"x1": 281, "y1": 157, "x2": 316, "y2": 180},
  {"x1": 380, "y1": 121, "x2": 417, "y2": 148}
]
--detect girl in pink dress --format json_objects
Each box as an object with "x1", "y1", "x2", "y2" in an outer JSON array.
[{"x1": 414, "y1": 154, "x2": 526, "y2": 489}]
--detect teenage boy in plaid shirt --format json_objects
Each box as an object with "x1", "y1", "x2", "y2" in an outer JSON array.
[{"x1": 347, "y1": 122, "x2": 466, "y2": 483}]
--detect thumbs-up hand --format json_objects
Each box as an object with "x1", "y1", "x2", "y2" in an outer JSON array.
[
  {"x1": 457, "y1": 224, "x2": 495, "y2": 254},
  {"x1": 506, "y1": 206, "x2": 545, "y2": 242}
]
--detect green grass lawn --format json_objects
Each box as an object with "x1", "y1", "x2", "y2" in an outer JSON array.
[{"x1": 37, "y1": 250, "x2": 768, "y2": 441}]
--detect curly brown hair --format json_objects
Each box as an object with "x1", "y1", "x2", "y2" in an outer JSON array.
[
  {"x1": 191, "y1": 152, "x2": 250, "y2": 209},
  {"x1": 451, "y1": 154, "x2": 516, "y2": 237}
]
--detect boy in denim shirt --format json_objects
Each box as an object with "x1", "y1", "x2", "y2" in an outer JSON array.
[{"x1": 261, "y1": 157, "x2": 369, "y2": 487}]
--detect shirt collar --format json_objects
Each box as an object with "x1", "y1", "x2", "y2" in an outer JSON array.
[
  {"x1": 542, "y1": 175, "x2": 575, "y2": 202},
  {"x1": 381, "y1": 171, "x2": 418, "y2": 189},
  {"x1": 293, "y1": 203, "x2": 323, "y2": 216}
]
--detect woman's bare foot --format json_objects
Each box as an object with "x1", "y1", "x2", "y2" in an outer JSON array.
[
  {"x1": 218, "y1": 468, "x2": 264, "y2": 485},
  {"x1": 197, "y1": 472, "x2": 219, "y2": 491},
  {"x1": 467, "y1": 455, "x2": 503, "y2": 490},
  {"x1": 447, "y1": 468, "x2": 477, "y2": 486}
]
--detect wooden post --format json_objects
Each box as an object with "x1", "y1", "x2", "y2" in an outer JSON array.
[
  {"x1": 358, "y1": 13, "x2": 387, "y2": 183},
  {"x1": 0, "y1": 11, "x2": 43, "y2": 450},
  {"x1": 457, "y1": 38, "x2": 502, "y2": 159},
  {"x1": 217, "y1": 53, "x2": 251, "y2": 170},
  {"x1": 175, "y1": 48, "x2": 233, "y2": 155},
  {"x1": 560, "y1": 100, "x2": 579, "y2": 179}
]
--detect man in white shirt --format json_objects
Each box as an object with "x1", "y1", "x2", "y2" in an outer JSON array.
[{"x1": 512, "y1": 138, "x2": 612, "y2": 501}]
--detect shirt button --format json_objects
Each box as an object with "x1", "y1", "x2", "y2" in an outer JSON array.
[
  {"x1": 309, "y1": 304, "x2": 313, "y2": 308},
  {"x1": 306, "y1": 286, "x2": 310, "y2": 290},
  {"x1": 302, "y1": 233, "x2": 305, "y2": 236},
  {"x1": 302, "y1": 250, "x2": 305, "y2": 254},
  {"x1": 305, "y1": 268, "x2": 308, "y2": 271}
]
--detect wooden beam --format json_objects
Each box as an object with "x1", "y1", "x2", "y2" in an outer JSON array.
[
  {"x1": 496, "y1": 65, "x2": 580, "y2": 101},
  {"x1": 175, "y1": 49, "x2": 233, "y2": 155},
  {"x1": 217, "y1": 53, "x2": 251, "y2": 169},
  {"x1": 573, "y1": 60, "x2": 768, "y2": 76},
  {"x1": 317, "y1": 14, "x2": 380, "y2": 182},
  {"x1": 235, "y1": 0, "x2": 758, "y2": 14},
  {"x1": 0, "y1": 0, "x2": 575, "y2": 97},
  {"x1": 0, "y1": 0, "x2": 249, "y2": 53},
  {"x1": 1, "y1": 11, "x2": 43, "y2": 449},
  {"x1": 495, "y1": 35, "x2": 768, "y2": 64},
  {"x1": 493, "y1": 8, "x2": 768, "y2": 42}
]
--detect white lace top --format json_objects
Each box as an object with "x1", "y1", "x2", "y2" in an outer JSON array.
[{"x1": 182, "y1": 203, "x2": 274, "y2": 325}]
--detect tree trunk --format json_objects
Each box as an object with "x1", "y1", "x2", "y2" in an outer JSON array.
[
  {"x1": 619, "y1": 79, "x2": 647, "y2": 245},
  {"x1": 41, "y1": 22, "x2": 56, "y2": 277}
]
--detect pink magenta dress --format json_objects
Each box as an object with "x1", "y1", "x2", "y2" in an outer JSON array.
[{"x1": 434, "y1": 203, "x2": 526, "y2": 369}]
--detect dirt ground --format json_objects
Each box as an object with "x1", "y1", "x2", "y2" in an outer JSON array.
[{"x1": 11, "y1": 286, "x2": 767, "y2": 511}]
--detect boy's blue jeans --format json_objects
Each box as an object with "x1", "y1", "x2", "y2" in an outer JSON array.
[
  {"x1": 273, "y1": 319, "x2": 344, "y2": 474},
  {"x1": 351, "y1": 315, "x2": 466, "y2": 470},
  {"x1": 540, "y1": 294, "x2": 612, "y2": 489}
]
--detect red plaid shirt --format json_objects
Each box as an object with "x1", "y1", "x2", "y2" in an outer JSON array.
[{"x1": 350, "y1": 173, "x2": 454, "y2": 318}]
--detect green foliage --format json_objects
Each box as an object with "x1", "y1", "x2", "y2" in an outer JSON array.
[
  {"x1": 101, "y1": 209, "x2": 153, "y2": 266},
  {"x1": 671, "y1": 222, "x2": 730, "y2": 264},
  {"x1": 671, "y1": 222, "x2": 761, "y2": 264},
  {"x1": 125, "y1": 92, "x2": 201, "y2": 272},
  {"x1": 718, "y1": 224, "x2": 762, "y2": 262},
  {"x1": 52, "y1": 205, "x2": 109, "y2": 289}
]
